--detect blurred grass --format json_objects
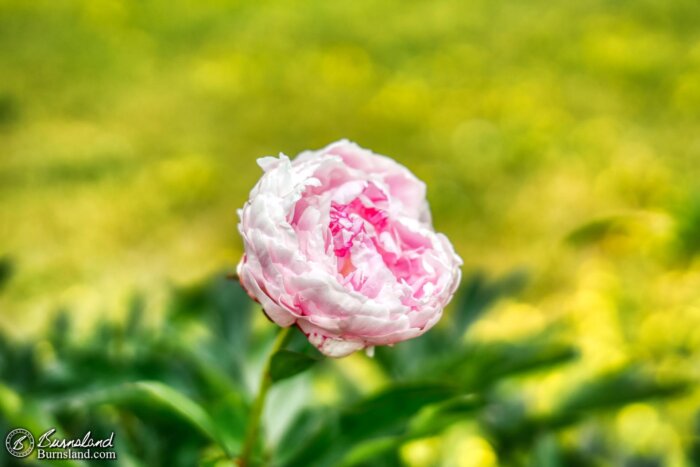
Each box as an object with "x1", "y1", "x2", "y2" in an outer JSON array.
[{"x1": 1, "y1": 0, "x2": 700, "y2": 465}]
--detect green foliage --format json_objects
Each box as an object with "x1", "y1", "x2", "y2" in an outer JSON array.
[
  {"x1": 0, "y1": 274, "x2": 253, "y2": 466},
  {"x1": 278, "y1": 383, "x2": 459, "y2": 467},
  {"x1": 437, "y1": 338, "x2": 579, "y2": 391},
  {"x1": 0, "y1": 271, "x2": 691, "y2": 466},
  {"x1": 480, "y1": 369, "x2": 691, "y2": 463},
  {"x1": 556, "y1": 367, "x2": 689, "y2": 415},
  {"x1": 565, "y1": 216, "x2": 631, "y2": 247},
  {"x1": 270, "y1": 350, "x2": 320, "y2": 383}
]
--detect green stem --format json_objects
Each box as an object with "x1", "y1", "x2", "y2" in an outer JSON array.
[{"x1": 238, "y1": 325, "x2": 293, "y2": 466}]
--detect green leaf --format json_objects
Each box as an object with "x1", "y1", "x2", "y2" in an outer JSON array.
[
  {"x1": 556, "y1": 367, "x2": 690, "y2": 414},
  {"x1": 275, "y1": 407, "x2": 327, "y2": 460},
  {"x1": 119, "y1": 382, "x2": 220, "y2": 442},
  {"x1": 280, "y1": 383, "x2": 460, "y2": 467},
  {"x1": 330, "y1": 393, "x2": 481, "y2": 467},
  {"x1": 533, "y1": 433, "x2": 563, "y2": 467},
  {"x1": 409, "y1": 394, "x2": 482, "y2": 436},
  {"x1": 278, "y1": 412, "x2": 340, "y2": 467},
  {"x1": 340, "y1": 383, "x2": 461, "y2": 439},
  {"x1": 565, "y1": 216, "x2": 629, "y2": 247},
  {"x1": 125, "y1": 382, "x2": 226, "y2": 453},
  {"x1": 484, "y1": 368, "x2": 691, "y2": 452},
  {"x1": 209, "y1": 391, "x2": 248, "y2": 455},
  {"x1": 438, "y1": 336, "x2": 578, "y2": 391},
  {"x1": 270, "y1": 350, "x2": 319, "y2": 383},
  {"x1": 44, "y1": 381, "x2": 234, "y2": 458}
]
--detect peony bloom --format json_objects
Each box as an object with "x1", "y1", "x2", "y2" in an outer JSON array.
[{"x1": 237, "y1": 140, "x2": 462, "y2": 357}]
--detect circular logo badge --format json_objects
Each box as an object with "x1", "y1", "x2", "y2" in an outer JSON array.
[{"x1": 5, "y1": 428, "x2": 35, "y2": 458}]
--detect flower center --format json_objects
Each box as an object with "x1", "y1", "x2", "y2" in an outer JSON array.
[
  {"x1": 328, "y1": 183, "x2": 389, "y2": 275},
  {"x1": 325, "y1": 181, "x2": 433, "y2": 300}
]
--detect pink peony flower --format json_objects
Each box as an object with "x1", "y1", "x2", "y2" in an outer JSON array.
[{"x1": 237, "y1": 140, "x2": 462, "y2": 357}]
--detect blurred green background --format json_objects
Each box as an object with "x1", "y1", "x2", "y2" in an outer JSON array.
[{"x1": 1, "y1": 0, "x2": 700, "y2": 465}]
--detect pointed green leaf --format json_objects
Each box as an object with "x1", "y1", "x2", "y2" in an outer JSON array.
[
  {"x1": 557, "y1": 368, "x2": 690, "y2": 414},
  {"x1": 437, "y1": 336, "x2": 577, "y2": 391},
  {"x1": 44, "y1": 381, "x2": 233, "y2": 458},
  {"x1": 270, "y1": 350, "x2": 319, "y2": 383},
  {"x1": 123, "y1": 382, "x2": 225, "y2": 452}
]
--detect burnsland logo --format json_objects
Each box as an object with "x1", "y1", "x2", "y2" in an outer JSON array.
[
  {"x1": 5, "y1": 428, "x2": 117, "y2": 461},
  {"x1": 5, "y1": 428, "x2": 34, "y2": 458}
]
